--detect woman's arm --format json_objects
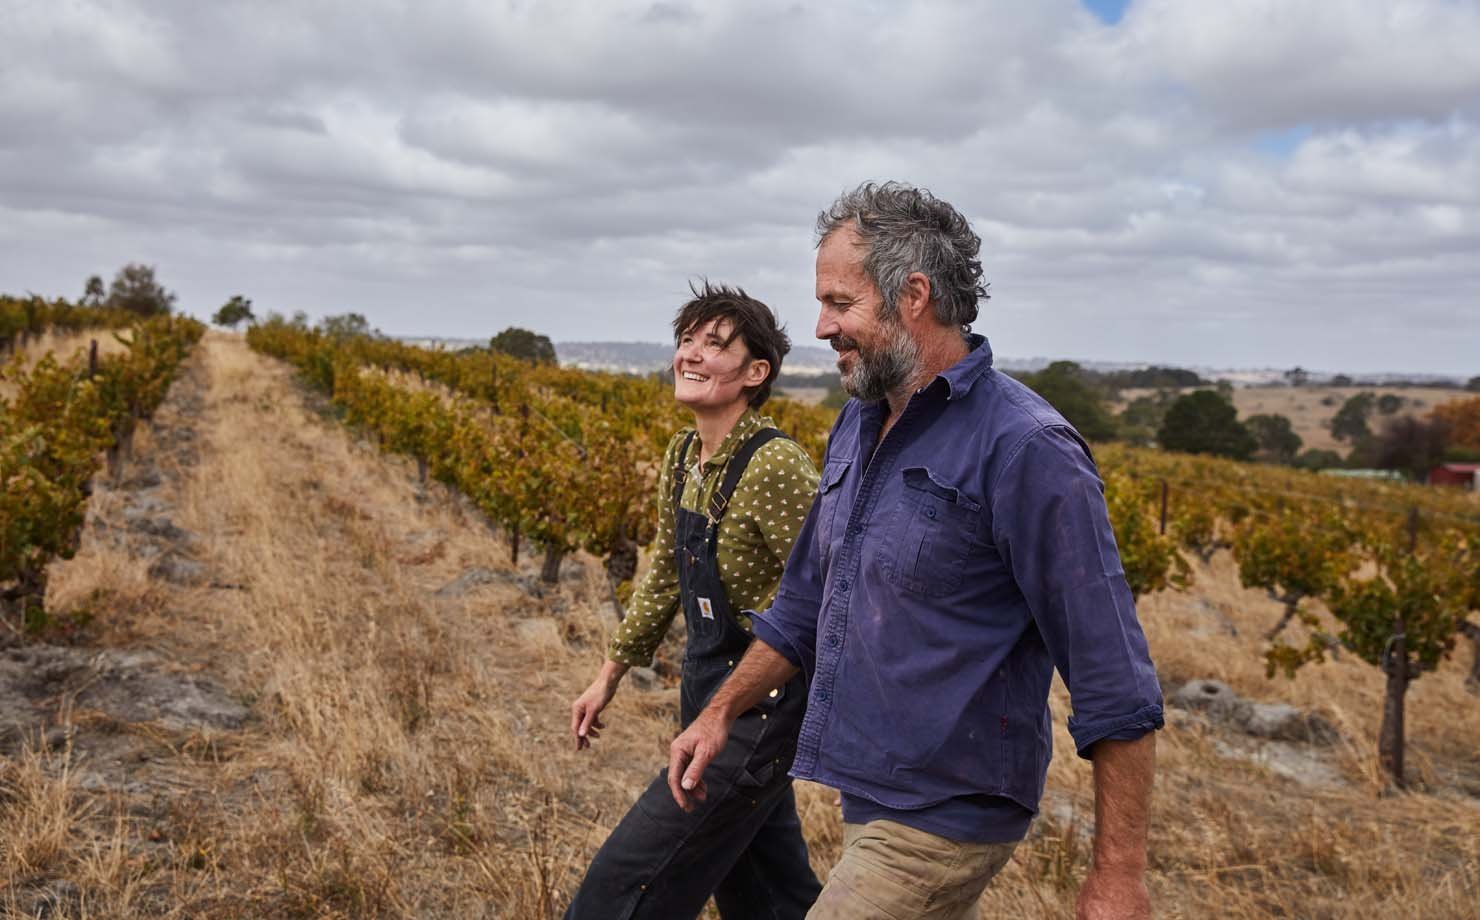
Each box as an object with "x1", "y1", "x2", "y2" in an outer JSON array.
[
  {"x1": 606, "y1": 433, "x2": 687, "y2": 667},
  {"x1": 571, "y1": 431, "x2": 688, "y2": 749}
]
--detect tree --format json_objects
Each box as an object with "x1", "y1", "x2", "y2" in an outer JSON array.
[
  {"x1": 490, "y1": 327, "x2": 557, "y2": 365},
  {"x1": 1117, "y1": 389, "x2": 1178, "y2": 446},
  {"x1": 1157, "y1": 390, "x2": 1256, "y2": 460},
  {"x1": 1017, "y1": 361, "x2": 1117, "y2": 442},
  {"x1": 317, "y1": 313, "x2": 374, "y2": 341},
  {"x1": 1356, "y1": 415, "x2": 1450, "y2": 479},
  {"x1": 1467, "y1": 376, "x2": 1480, "y2": 393},
  {"x1": 106, "y1": 264, "x2": 175, "y2": 317},
  {"x1": 1431, "y1": 396, "x2": 1480, "y2": 453},
  {"x1": 1245, "y1": 413, "x2": 1303, "y2": 464},
  {"x1": 1330, "y1": 391, "x2": 1376, "y2": 443},
  {"x1": 1271, "y1": 529, "x2": 1475, "y2": 787},
  {"x1": 1330, "y1": 374, "x2": 1353, "y2": 387},
  {"x1": 213, "y1": 295, "x2": 256, "y2": 329},
  {"x1": 1376, "y1": 393, "x2": 1404, "y2": 415},
  {"x1": 81, "y1": 275, "x2": 106, "y2": 307},
  {"x1": 1283, "y1": 367, "x2": 1310, "y2": 387},
  {"x1": 1294, "y1": 448, "x2": 1343, "y2": 471}
]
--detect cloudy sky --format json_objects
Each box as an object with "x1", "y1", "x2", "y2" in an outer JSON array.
[{"x1": 3, "y1": 0, "x2": 1478, "y2": 374}]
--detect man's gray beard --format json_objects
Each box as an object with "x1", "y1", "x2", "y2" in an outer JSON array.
[{"x1": 841, "y1": 319, "x2": 920, "y2": 401}]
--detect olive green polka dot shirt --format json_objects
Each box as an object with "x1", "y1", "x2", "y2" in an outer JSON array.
[{"x1": 608, "y1": 409, "x2": 821, "y2": 668}]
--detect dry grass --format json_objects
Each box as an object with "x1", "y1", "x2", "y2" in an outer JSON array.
[
  {"x1": 3, "y1": 331, "x2": 1476, "y2": 917},
  {"x1": 1, "y1": 329, "x2": 131, "y2": 400}
]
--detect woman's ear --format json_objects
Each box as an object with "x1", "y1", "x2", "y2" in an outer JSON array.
[{"x1": 746, "y1": 358, "x2": 770, "y2": 388}]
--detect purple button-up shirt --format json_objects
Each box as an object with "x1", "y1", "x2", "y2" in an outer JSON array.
[{"x1": 752, "y1": 335, "x2": 1163, "y2": 818}]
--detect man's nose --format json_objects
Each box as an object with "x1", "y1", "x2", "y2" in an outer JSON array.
[{"x1": 815, "y1": 308, "x2": 838, "y2": 341}]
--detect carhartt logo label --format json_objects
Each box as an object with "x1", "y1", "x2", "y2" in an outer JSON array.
[{"x1": 698, "y1": 597, "x2": 714, "y2": 619}]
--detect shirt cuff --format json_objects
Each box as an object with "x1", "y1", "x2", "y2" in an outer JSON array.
[
  {"x1": 1069, "y1": 704, "x2": 1164, "y2": 760},
  {"x1": 750, "y1": 612, "x2": 808, "y2": 673},
  {"x1": 607, "y1": 645, "x2": 656, "y2": 669}
]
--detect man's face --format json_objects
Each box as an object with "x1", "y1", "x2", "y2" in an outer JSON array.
[{"x1": 814, "y1": 227, "x2": 919, "y2": 401}]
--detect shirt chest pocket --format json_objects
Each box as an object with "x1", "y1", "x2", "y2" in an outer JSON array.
[{"x1": 882, "y1": 466, "x2": 983, "y2": 597}]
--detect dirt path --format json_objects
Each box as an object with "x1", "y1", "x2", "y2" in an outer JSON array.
[{"x1": 4, "y1": 332, "x2": 679, "y2": 917}]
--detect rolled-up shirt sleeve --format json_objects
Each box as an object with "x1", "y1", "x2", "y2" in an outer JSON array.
[
  {"x1": 750, "y1": 493, "x2": 825, "y2": 677},
  {"x1": 992, "y1": 426, "x2": 1164, "y2": 759}
]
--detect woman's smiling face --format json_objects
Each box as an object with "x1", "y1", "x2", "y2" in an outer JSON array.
[{"x1": 672, "y1": 316, "x2": 762, "y2": 412}]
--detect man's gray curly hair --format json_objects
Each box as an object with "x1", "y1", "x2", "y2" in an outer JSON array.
[{"x1": 815, "y1": 181, "x2": 988, "y2": 329}]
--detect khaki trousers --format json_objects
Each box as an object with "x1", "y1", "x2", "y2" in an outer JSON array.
[{"x1": 806, "y1": 820, "x2": 1018, "y2": 920}]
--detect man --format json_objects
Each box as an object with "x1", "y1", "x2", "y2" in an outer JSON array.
[{"x1": 668, "y1": 182, "x2": 1163, "y2": 919}]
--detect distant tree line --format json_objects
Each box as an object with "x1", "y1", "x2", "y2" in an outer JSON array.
[{"x1": 997, "y1": 361, "x2": 1480, "y2": 480}]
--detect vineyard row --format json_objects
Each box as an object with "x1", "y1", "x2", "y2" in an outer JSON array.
[{"x1": 1, "y1": 314, "x2": 206, "y2": 630}]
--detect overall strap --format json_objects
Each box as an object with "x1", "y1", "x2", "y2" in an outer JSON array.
[
  {"x1": 672, "y1": 431, "x2": 698, "y2": 515},
  {"x1": 708, "y1": 428, "x2": 789, "y2": 524}
]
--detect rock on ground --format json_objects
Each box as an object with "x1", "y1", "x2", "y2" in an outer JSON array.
[
  {"x1": 1170, "y1": 678, "x2": 1339, "y2": 745},
  {"x1": 0, "y1": 645, "x2": 248, "y2": 754}
]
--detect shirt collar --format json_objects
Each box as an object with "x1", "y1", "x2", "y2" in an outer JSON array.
[
  {"x1": 934, "y1": 333, "x2": 994, "y2": 401},
  {"x1": 695, "y1": 407, "x2": 766, "y2": 472}
]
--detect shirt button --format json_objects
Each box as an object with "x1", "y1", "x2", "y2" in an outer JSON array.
[
  {"x1": 827, "y1": 634, "x2": 840, "y2": 648},
  {"x1": 849, "y1": 523, "x2": 863, "y2": 536},
  {"x1": 817, "y1": 689, "x2": 829, "y2": 702},
  {"x1": 925, "y1": 506, "x2": 937, "y2": 519},
  {"x1": 837, "y1": 579, "x2": 850, "y2": 592}
]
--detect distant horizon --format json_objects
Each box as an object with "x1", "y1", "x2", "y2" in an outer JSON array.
[{"x1": 392, "y1": 333, "x2": 1474, "y2": 383}]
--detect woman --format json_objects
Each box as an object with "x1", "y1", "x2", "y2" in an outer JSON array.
[{"x1": 565, "y1": 283, "x2": 823, "y2": 919}]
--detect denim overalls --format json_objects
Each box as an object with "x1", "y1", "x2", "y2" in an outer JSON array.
[{"x1": 565, "y1": 428, "x2": 820, "y2": 920}]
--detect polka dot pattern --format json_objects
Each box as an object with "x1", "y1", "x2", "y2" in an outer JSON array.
[{"x1": 608, "y1": 409, "x2": 820, "y2": 668}]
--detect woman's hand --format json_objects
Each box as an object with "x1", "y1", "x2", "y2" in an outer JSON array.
[{"x1": 571, "y1": 660, "x2": 629, "y2": 751}]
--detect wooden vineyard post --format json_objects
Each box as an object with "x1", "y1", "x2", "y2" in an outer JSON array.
[
  {"x1": 541, "y1": 544, "x2": 565, "y2": 585},
  {"x1": 88, "y1": 339, "x2": 98, "y2": 379},
  {"x1": 1159, "y1": 479, "x2": 1169, "y2": 535},
  {"x1": 1381, "y1": 506, "x2": 1422, "y2": 788}
]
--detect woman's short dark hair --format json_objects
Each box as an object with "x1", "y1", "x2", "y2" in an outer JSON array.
[{"x1": 672, "y1": 281, "x2": 790, "y2": 408}]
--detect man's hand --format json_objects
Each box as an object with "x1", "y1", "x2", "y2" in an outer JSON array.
[
  {"x1": 1076, "y1": 866, "x2": 1150, "y2": 920},
  {"x1": 570, "y1": 660, "x2": 627, "y2": 751},
  {"x1": 665, "y1": 640, "x2": 799, "y2": 809},
  {"x1": 667, "y1": 709, "x2": 731, "y2": 811}
]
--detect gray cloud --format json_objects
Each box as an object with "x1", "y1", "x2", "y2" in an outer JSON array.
[{"x1": 1, "y1": 0, "x2": 1477, "y2": 374}]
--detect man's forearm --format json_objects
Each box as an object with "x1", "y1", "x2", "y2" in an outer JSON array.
[
  {"x1": 1089, "y1": 733, "x2": 1156, "y2": 872},
  {"x1": 705, "y1": 639, "x2": 799, "y2": 723}
]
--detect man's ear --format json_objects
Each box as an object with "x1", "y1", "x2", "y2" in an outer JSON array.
[{"x1": 898, "y1": 271, "x2": 933, "y2": 324}]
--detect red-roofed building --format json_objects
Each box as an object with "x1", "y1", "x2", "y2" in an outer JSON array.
[{"x1": 1428, "y1": 463, "x2": 1480, "y2": 490}]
